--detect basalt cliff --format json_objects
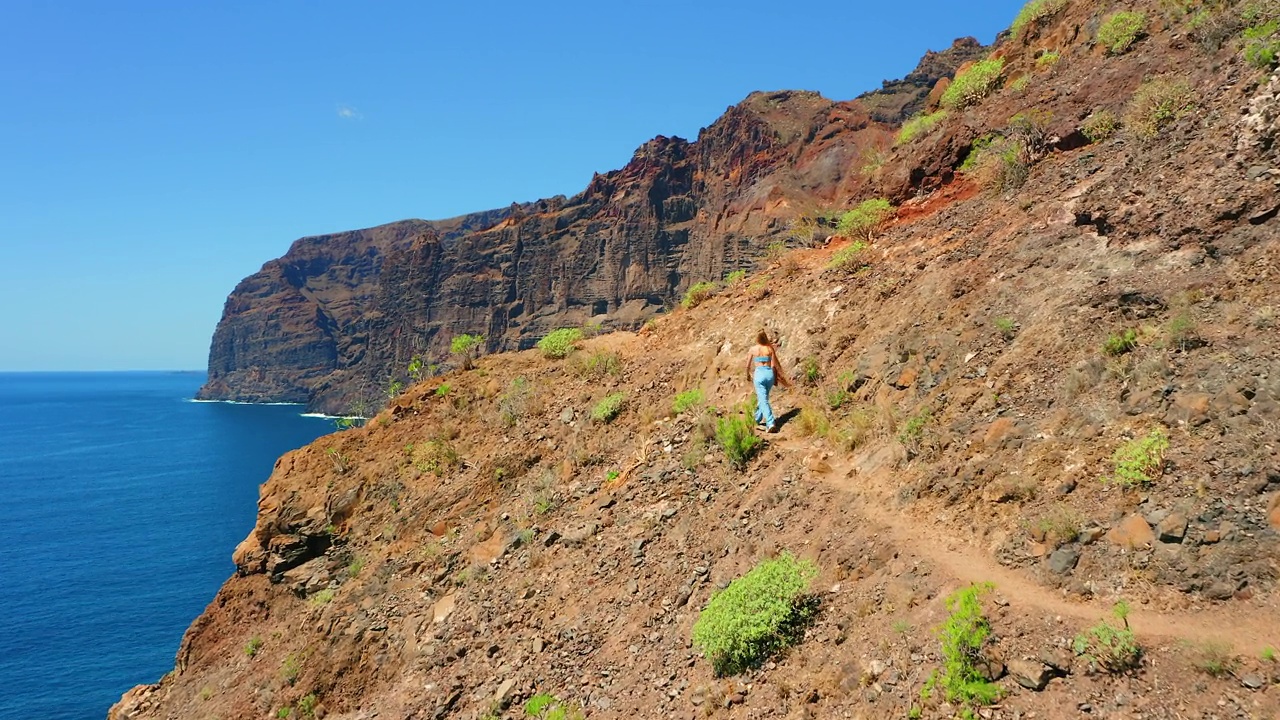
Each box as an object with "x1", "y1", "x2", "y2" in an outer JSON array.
[
  {"x1": 129, "y1": 2, "x2": 1280, "y2": 719},
  {"x1": 196, "y1": 41, "x2": 986, "y2": 415}
]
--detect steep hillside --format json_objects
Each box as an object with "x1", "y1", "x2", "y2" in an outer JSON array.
[
  {"x1": 198, "y1": 44, "x2": 984, "y2": 415},
  {"x1": 122, "y1": 1, "x2": 1280, "y2": 719}
]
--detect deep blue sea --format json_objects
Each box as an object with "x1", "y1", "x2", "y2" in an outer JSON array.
[{"x1": 0, "y1": 372, "x2": 334, "y2": 720}]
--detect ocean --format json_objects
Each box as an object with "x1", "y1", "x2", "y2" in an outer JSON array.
[{"x1": 0, "y1": 372, "x2": 334, "y2": 720}]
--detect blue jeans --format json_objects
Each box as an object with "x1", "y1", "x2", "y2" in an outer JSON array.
[{"x1": 753, "y1": 366, "x2": 776, "y2": 428}]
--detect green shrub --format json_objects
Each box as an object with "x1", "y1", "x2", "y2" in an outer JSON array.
[
  {"x1": 1107, "y1": 429, "x2": 1169, "y2": 487},
  {"x1": 1074, "y1": 601, "x2": 1141, "y2": 673},
  {"x1": 1193, "y1": 640, "x2": 1239, "y2": 677},
  {"x1": 1124, "y1": 77, "x2": 1195, "y2": 141},
  {"x1": 450, "y1": 333, "x2": 485, "y2": 369},
  {"x1": 524, "y1": 692, "x2": 583, "y2": 719},
  {"x1": 435, "y1": 383, "x2": 451, "y2": 397},
  {"x1": 1009, "y1": 75, "x2": 1031, "y2": 93},
  {"x1": 1036, "y1": 50, "x2": 1061, "y2": 69},
  {"x1": 1011, "y1": 0, "x2": 1068, "y2": 38},
  {"x1": 537, "y1": 328, "x2": 583, "y2": 359},
  {"x1": 922, "y1": 583, "x2": 1001, "y2": 709},
  {"x1": 716, "y1": 415, "x2": 762, "y2": 469},
  {"x1": 309, "y1": 588, "x2": 335, "y2": 606},
  {"x1": 297, "y1": 694, "x2": 319, "y2": 719},
  {"x1": 724, "y1": 269, "x2": 747, "y2": 284},
  {"x1": 898, "y1": 407, "x2": 932, "y2": 457},
  {"x1": 590, "y1": 392, "x2": 625, "y2": 423},
  {"x1": 682, "y1": 281, "x2": 718, "y2": 309},
  {"x1": 572, "y1": 351, "x2": 622, "y2": 378},
  {"x1": 940, "y1": 57, "x2": 1005, "y2": 110},
  {"x1": 498, "y1": 376, "x2": 532, "y2": 426},
  {"x1": 347, "y1": 557, "x2": 364, "y2": 578},
  {"x1": 800, "y1": 356, "x2": 821, "y2": 385},
  {"x1": 692, "y1": 553, "x2": 819, "y2": 675},
  {"x1": 826, "y1": 240, "x2": 869, "y2": 272},
  {"x1": 280, "y1": 652, "x2": 302, "y2": 685},
  {"x1": 994, "y1": 317, "x2": 1017, "y2": 339},
  {"x1": 1244, "y1": 18, "x2": 1280, "y2": 67},
  {"x1": 1102, "y1": 328, "x2": 1138, "y2": 356},
  {"x1": 244, "y1": 636, "x2": 264, "y2": 657},
  {"x1": 673, "y1": 388, "x2": 704, "y2": 415},
  {"x1": 1081, "y1": 109, "x2": 1120, "y2": 142},
  {"x1": 1098, "y1": 11, "x2": 1147, "y2": 54},
  {"x1": 835, "y1": 198, "x2": 895, "y2": 241},
  {"x1": 896, "y1": 109, "x2": 949, "y2": 145}
]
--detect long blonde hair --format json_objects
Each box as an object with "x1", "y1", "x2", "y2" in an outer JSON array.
[{"x1": 756, "y1": 330, "x2": 771, "y2": 346}]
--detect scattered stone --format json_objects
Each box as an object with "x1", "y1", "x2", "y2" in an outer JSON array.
[
  {"x1": 1205, "y1": 581, "x2": 1239, "y2": 601},
  {"x1": 983, "y1": 418, "x2": 1023, "y2": 449},
  {"x1": 533, "y1": 637, "x2": 545, "y2": 653},
  {"x1": 1158, "y1": 513, "x2": 1188, "y2": 543},
  {"x1": 1079, "y1": 526, "x2": 1105, "y2": 545},
  {"x1": 1056, "y1": 479, "x2": 1077, "y2": 497},
  {"x1": 492, "y1": 678, "x2": 517, "y2": 709},
  {"x1": 542, "y1": 530, "x2": 561, "y2": 547},
  {"x1": 433, "y1": 593, "x2": 456, "y2": 624},
  {"x1": 1166, "y1": 392, "x2": 1212, "y2": 427},
  {"x1": 1107, "y1": 514, "x2": 1155, "y2": 550},
  {"x1": 1009, "y1": 659, "x2": 1054, "y2": 691},
  {"x1": 1241, "y1": 673, "x2": 1265, "y2": 690},
  {"x1": 1048, "y1": 547, "x2": 1080, "y2": 575},
  {"x1": 1039, "y1": 647, "x2": 1073, "y2": 674},
  {"x1": 559, "y1": 407, "x2": 575, "y2": 424}
]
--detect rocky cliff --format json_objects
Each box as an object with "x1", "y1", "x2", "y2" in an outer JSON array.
[
  {"x1": 199, "y1": 43, "x2": 985, "y2": 414},
  {"x1": 127, "y1": 2, "x2": 1280, "y2": 718}
]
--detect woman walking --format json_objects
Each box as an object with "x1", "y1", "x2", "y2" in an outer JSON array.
[{"x1": 746, "y1": 330, "x2": 791, "y2": 432}]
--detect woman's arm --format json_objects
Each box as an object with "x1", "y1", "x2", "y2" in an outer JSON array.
[{"x1": 771, "y1": 347, "x2": 791, "y2": 387}]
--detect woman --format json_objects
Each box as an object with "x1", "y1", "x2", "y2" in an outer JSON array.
[{"x1": 746, "y1": 330, "x2": 791, "y2": 432}]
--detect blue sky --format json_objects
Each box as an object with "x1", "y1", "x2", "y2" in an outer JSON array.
[{"x1": 0, "y1": 0, "x2": 1025, "y2": 371}]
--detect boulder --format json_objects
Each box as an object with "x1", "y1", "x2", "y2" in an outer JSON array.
[{"x1": 1107, "y1": 515, "x2": 1155, "y2": 549}]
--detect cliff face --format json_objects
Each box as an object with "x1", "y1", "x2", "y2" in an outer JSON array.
[
  {"x1": 119, "y1": 1, "x2": 1280, "y2": 718},
  {"x1": 199, "y1": 43, "x2": 982, "y2": 414}
]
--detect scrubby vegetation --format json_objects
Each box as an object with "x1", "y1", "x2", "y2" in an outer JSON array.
[
  {"x1": 940, "y1": 57, "x2": 1005, "y2": 110},
  {"x1": 1124, "y1": 77, "x2": 1195, "y2": 140},
  {"x1": 923, "y1": 583, "x2": 1001, "y2": 710},
  {"x1": 590, "y1": 392, "x2": 625, "y2": 423},
  {"x1": 537, "y1": 328, "x2": 583, "y2": 359},
  {"x1": 716, "y1": 414, "x2": 762, "y2": 469},
  {"x1": 1097, "y1": 11, "x2": 1148, "y2": 54},
  {"x1": 1074, "y1": 601, "x2": 1142, "y2": 673},
  {"x1": 682, "y1": 281, "x2": 718, "y2": 309},
  {"x1": 1082, "y1": 109, "x2": 1120, "y2": 142},
  {"x1": 692, "y1": 553, "x2": 818, "y2": 676},
  {"x1": 1107, "y1": 428, "x2": 1169, "y2": 487},
  {"x1": 896, "y1": 110, "x2": 948, "y2": 145},
  {"x1": 835, "y1": 198, "x2": 895, "y2": 241},
  {"x1": 1011, "y1": 0, "x2": 1068, "y2": 38},
  {"x1": 672, "y1": 388, "x2": 704, "y2": 415},
  {"x1": 450, "y1": 333, "x2": 484, "y2": 370}
]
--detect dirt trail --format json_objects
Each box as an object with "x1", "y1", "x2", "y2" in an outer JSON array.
[{"x1": 767, "y1": 433, "x2": 1280, "y2": 653}]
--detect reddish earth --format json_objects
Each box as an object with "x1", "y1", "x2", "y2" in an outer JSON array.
[{"x1": 117, "y1": 1, "x2": 1280, "y2": 719}]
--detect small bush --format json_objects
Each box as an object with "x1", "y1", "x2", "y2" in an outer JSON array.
[
  {"x1": 898, "y1": 407, "x2": 932, "y2": 456},
  {"x1": 297, "y1": 694, "x2": 319, "y2": 719},
  {"x1": 1124, "y1": 77, "x2": 1195, "y2": 141},
  {"x1": 244, "y1": 636, "x2": 264, "y2": 657},
  {"x1": 725, "y1": 269, "x2": 747, "y2": 284},
  {"x1": 1009, "y1": 75, "x2": 1031, "y2": 93},
  {"x1": 922, "y1": 583, "x2": 1001, "y2": 709},
  {"x1": 1081, "y1": 109, "x2": 1120, "y2": 142},
  {"x1": 411, "y1": 438, "x2": 460, "y2": 475},
  {"x1": 309, "y1": 588, "x2": 335, "y2": 606},
  {"x1": 591, "y1": 392, "x2": 625, "y2": 423},
  {"x1": 692, "y1": 553, "x2": 819, "y2": 675},
  {"x1": 572, "y1": 351, "x2": 622, "y2": 378},
  {"x1": 940, "y1": 57, "x2": 1005, "y2": 111},
  {"x1": 523, "y1": 692, "x2": 583, "y2": 720},
  {"x1": 994, "y1": 317, "x2": 1017, "y2": 340},
  {"x1": 835, "y1": 198, "x2": 895, "y2": 241},
  {"x1": 1097, "y1": 11, "x2": 1148, "y2": 54},
  {"x1": 716, "y1": 415, "x2": 762, "y2": 470},
  {"x1": 896, "y1": 110, "x2": 949, "y2": 145},
  {"x1": 498, "y1": 376, "x2": 532, "y2": 426},
  {"x1": 435, "y1": 383, "x2": 451, "y2": 397},
  {"x1": 1011, "y1": 0, "x2": 1068, "y2": 38},
  {"x1": 450, "y1": 333, "x2": 485, "y2": 369},
  {"x1": 1074, "y1": 601, "x2": 1141, "y2": 673},
  {"x1": 673, "y1": 388, "x2": 704, "y2": 415},
  {"x1": 826, "y1": 240, "x2": 869, "y2": 272},
  {"x1": 1107, "y1": 428, "x2": 1169, "y2": 487},
  {"x1": 682, "y1": 281, "x2": 718, "y2": 309},
  {"x1": 1036, "y1": 50, "x2": 1061, "y2": 69},
  {"x1": 537, "y1": 328, "x2": 583, "y2": 359},
  {"x1": 796, "y1": 406, "x2": 831, "y2": 438},
  {"x1": 800, "y1": 356, "x2": 821, "y2": 386},
  {"x1": 1102, "y1": 328, "x2": 1138, "y2": 356},
  {"x1": 1244, "y1": 18, "x2": 1280, "y2": 68},
  {"x1": 1193, "y1": 640, "x2": 1239, "y2": 677}
]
